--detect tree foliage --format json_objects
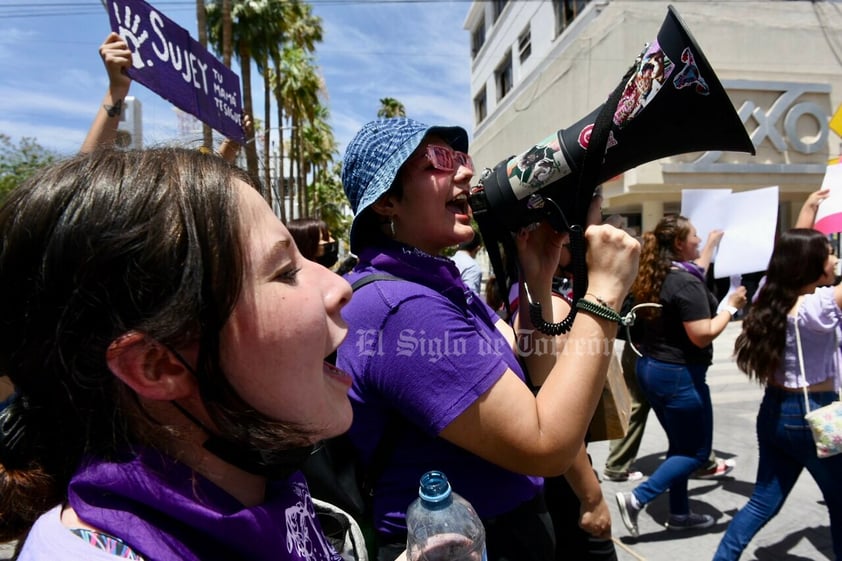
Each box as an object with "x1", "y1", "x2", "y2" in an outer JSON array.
[
  {"x1": 377, "y1": 97, "x2": 406, "y2": 118},
  {"x1": 309, "y1": 162, "x2": 351, "y2": 246},
  {"x1": 0, "y1": 134, "x2": 58, "y2": 202}
]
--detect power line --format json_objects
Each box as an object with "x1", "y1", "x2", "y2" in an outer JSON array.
[{"x1": 0, "y1": 0, "x2": 468, "y2": 17}]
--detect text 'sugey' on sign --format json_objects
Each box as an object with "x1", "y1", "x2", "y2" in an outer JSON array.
[{"x1": 107, "y1": 0, "x2": 245, "y2": 143}]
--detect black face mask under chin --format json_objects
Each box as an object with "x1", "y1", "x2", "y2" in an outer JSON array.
[
  {"x1": 316, "y1": 242, "x2": 338, "y2": 269},
  {"x1": 163, "y1": 342, "x2": 315, "y2": 480},
  {"x1": 171, "y1": 401, "x2": 316, "y2": 480}
]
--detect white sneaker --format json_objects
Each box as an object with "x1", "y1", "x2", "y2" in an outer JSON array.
[{"x1": 615, "y1": 492, "x2": 640, "y2": 537}]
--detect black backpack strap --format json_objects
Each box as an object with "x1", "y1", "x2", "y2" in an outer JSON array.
[
  {"x1": 325, "y1": 274, "x2": 403, "y2": 367},
  {"x1": 350, "y1": 273, "x2": 403, "y2": 291},
  {"x1": 360, "y1": 416, "x2": 404, "y2": 501},
  {"x1": 348, "y1": 273, "x2": 406, "y2": 502}
]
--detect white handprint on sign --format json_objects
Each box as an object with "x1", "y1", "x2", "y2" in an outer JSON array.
[{"x1": 112, "y1": 2, "x2": 150, "y2": 69}]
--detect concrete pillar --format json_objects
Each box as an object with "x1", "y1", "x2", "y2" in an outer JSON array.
[{"x1": 641, "y1": 200, "x2": 665, "y2": 234}]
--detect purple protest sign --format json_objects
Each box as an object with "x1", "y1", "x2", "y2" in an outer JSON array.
[{"x1": 106, "y1": 0, "x2": 245, "y2": 143}]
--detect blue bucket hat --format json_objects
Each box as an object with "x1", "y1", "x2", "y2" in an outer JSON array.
[{"x1": 342, "y1": 117, "x2": 468, "y2": 253}]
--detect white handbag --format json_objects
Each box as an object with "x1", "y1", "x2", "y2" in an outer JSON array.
[{"x1": 793, "y1": 316, "x2": 842, "y2": 458}]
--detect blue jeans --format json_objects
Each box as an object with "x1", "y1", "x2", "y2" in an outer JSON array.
[
  {"x1": 713, "y1": 386, "x2": 842, "y2": 561},
  {"x1": 632, "y1": 357, "x2": 712, "y2": 515}
]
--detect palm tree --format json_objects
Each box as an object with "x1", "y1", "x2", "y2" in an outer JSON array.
[
  {"x1": 276, "y1": 45, "x2": 322, "y2": 218},
  {"x1": 195, "y1": 0, "x2": 213, "y2": 150},
  {"x1": 378, "y1": 97, "x2": 406, "y2": 118},
  {"x1": 300, "y1": 103, "x2": 336, "y2": 210},
  {"x1": 221, "y1": 0, "x2": 232, "y2": 67},
  {"x1": 270, "y1": 0, "x2": 324, "y2": 219},
  {"x1": 251, "y1": 2, "x2": 286, "y2": 205},
  {"x1": 206, "y1": 0, "x2": 279, "y2": 194}
]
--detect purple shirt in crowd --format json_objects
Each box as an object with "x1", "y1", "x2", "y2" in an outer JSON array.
[{"x1": 336, "y1": 241, "x2": 542, "y2": 540}]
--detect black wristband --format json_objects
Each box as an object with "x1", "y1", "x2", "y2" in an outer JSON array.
[{"x1": 104, "y1": 98, "x2": 124, "y2": 118}]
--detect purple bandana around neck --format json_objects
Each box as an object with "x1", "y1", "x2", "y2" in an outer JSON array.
[
  {"x1": 66, "y1": 447, "x2": 342, "y2": 561},
  {"x1": 672, "y1": 260, "x2": 706, "y2": 283}
]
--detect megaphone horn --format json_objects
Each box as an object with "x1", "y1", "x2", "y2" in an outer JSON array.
[
  {"x1": 469, "y1": 4, "x2": 756, "y2": 235},
  {"x1": 471, "y1": 4, "x2": 755, "y2": 335}
]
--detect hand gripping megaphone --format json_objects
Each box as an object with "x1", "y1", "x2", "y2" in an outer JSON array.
[{"x1": 470, "y1": 5, "x2": 755, "y2": 334}]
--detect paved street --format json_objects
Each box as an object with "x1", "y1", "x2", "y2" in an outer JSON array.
[
  {"x1": 0, "y1": 321, "x2": 833, "y2": 560},
  {"x1": 589, "y1": 320, "x2": 835, "y2": 561}
]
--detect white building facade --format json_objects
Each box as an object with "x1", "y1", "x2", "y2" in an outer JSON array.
[{"x1": 464, "y1": 0, "x2": 842, "y2": 234}]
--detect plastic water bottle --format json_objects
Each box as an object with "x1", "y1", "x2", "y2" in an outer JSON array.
[{"x1": 405, "y1": 470, "x2": 487, "y2": 561}]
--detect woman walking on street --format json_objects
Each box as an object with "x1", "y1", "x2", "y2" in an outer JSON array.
[
  {"x1": 713, "y1": 228, "x2": 842, "y2": 560},
  {"x1": 615, "y1": 215, "x2": 746, "y2": 537}
]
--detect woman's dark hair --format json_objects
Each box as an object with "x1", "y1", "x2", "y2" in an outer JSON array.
[
  {"x1": 735, "y1": 228, "x2": 830, "y2": 383},
  {"x1": 287, "y1": 218, "x2": 328, "y2": 260},
  {"x1": 352, "y1": 175, "x2": 406, "y2": 250},
  {"x1": 0, "y1": 148, "x2": 311, "y2": 540},
  {"x1": 630, "y1": 214, "x2": 692, "y2": 317}
]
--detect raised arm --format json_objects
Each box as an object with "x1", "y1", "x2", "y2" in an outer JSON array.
[
  {"x1": 440, "y1": 224, "x2": 640, "y2": 476},
  {"x1": 795, "y1": 189, "x2": 830, "y2": 229},
  {"x1": 80, "y1": 33, "x2": 132, "y2": 154},
  {"x1": 694, "y1": 229, "x2": 724, "y2": 275},
  {"x1": 217, "y1": 113, "x2": 253, "y2": 164}
]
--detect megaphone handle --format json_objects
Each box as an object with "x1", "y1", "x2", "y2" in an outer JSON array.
[{"x1": 526, "y1": 226, "x2": 587, "y2": 336}]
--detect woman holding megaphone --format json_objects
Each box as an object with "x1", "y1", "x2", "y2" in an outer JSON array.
[{"x1": 336, "y1": 117, "x2": 640, "y2": 561}]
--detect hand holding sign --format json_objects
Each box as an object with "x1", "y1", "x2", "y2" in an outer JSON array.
[
  {"x1": 681, "y1": 186, "x2": 778, "y2": 279},
  {"x1": 813, "y1": 165, "x2": 842, "y2": 234},
  {"x1": 106, "y1": 0, "x2": 245, "y2": 143}
]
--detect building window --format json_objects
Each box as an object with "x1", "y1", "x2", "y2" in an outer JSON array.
[
  {"x1": 493, "y1": 0, "x2": 508, "y2": 23},
  {"x1": 495, "y1": 52, "x2": 513, "y2": 102},
  {"x1": 554, "y1": 0, "x2": 590, "y2": 37},
  {"x1": 474, "y1": 87, "x2": 487, "y2": 125},
  {"x1": 518, "y1": 26, "x2": 532, "y2": 64},
  {"x1": 472, "y1": 18, "x2": 486, "y2": 58}
]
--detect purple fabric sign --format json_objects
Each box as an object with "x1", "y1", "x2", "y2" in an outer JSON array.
[{"x1": 107, "y1": 0, "x2": 245, "y2": 143}]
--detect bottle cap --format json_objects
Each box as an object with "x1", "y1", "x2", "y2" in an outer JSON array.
[{"x1": 419, "y1": 470, "x2": 452, "y2": 503}]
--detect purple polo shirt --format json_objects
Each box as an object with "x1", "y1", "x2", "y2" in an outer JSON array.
[{"x1": 336, "y1": 241, "x2": 542, "y2": 539}]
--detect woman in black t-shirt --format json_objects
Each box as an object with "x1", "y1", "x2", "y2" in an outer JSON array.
[{"x1": 614, "y1": 215, "x2": 747, "y2": 538}]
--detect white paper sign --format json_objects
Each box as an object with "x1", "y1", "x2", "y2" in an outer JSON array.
[
  {"x1": 714, "y1": 186, "x2": 779, "y2": 278},
  {"x1": 716, "y1": 275, "x2": 744, "y2": 313},
  {"x1": 680, "y1": 189, "x2": 731, "y2": 255},
  {"x1": 681, "y1": 186, "x2": 779, "y2": 278}
]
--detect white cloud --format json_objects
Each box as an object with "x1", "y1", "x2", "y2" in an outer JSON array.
[
  {"x1": 313, "y1": 0, "x2": 472, "y2": 156},
  {"x1": 0, "y1": 0, "x2": 474, "y2": 160}
]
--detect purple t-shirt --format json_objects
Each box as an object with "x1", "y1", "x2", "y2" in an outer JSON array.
[
  {"x1": 776, "y1": 286, "x2": 842, "y2": 389},
  {"x1": 336, "y1": 242, "x2": 542, "y2": 539}
]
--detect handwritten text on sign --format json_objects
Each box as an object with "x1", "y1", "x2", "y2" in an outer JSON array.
[{"x1": 107, "y1": 0, "x2": 244, "y2": 143}]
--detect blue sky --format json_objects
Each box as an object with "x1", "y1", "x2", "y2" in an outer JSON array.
[{"x1": 0, "y1": 0, "x2": 474, "y2": 158}]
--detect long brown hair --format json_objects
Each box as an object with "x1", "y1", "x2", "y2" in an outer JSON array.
[{"x1": 631, "y1": 215, "x2": 693, "y2": 315}]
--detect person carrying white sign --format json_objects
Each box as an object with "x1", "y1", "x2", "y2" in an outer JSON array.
[{"x1": 615, "y1": 215, "x2": 747, "y2": 538}]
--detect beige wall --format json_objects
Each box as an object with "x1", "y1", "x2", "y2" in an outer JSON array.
[{"x1": 469, "y1": 1, "x2": 842, "y2": 234}]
